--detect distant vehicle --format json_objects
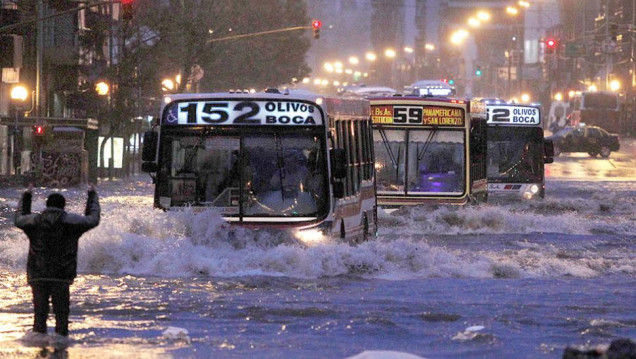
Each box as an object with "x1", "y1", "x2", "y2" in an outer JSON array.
[
  {"x1": 345, "y1": 86, "x2": 397, "y2": 98},
  {"x1": 546, "y1": 125, "x2": 620, "y2": 158},
  {"x1": 404, "y1": 80, "x2": 456, "y2": 97},
  {"x1": 485, "y1": 103, "x2": 553, "y2": 199},
  {"x1": 141, "y1": 90, "x2": 377, "y2": 243},
  {"x1": 548, "y1": 92, "x2": 624, "y2": 134}
]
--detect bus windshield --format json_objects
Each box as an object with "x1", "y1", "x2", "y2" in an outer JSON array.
[
  {"x1": 159, "y1": 129, "x2": 328, "y2": 218},
  {"x1": 487, "y1": 127, "x2": 543, "y2": 183},
  {"x1": 374, "y1": 128, "x2": 466, "y2": 195}
]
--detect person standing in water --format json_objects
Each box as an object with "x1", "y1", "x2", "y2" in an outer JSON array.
[{"x1": 15, "y1": 184, "x2": 101, "y2": 337}]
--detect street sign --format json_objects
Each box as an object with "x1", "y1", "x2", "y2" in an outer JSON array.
[{"x1": 565, "y1": 42, "x2": 586, "y2": 57}]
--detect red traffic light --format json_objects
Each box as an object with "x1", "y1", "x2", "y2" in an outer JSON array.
[
  {"x1": 311, "y1": 20, "x2": 322, "y2": 39},
  {"x1": 33, "y1": 125, "x2": 45, "y2": 136},
  {"x1": 545, "y1": 38, "x2": 557, "y2": 54}
]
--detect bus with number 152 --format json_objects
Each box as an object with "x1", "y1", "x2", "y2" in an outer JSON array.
[{"x1": 141, "y1": 90, "x2": 377, "y2": 244}]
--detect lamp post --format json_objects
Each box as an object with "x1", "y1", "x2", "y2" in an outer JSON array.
[{"x1": 10, "y1": 84, "x2": 28, "y2": 176}]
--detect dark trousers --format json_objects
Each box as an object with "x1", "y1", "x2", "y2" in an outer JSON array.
[{"x1": 30, "y1": 281, "x2": 70, "y2": 336}]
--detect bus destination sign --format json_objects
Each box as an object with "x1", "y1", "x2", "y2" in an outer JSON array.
[
  {"x1": 371, "y1": 105, "x2": 465, "y2": 126},
  {"x1": 487, "y1": 105, "x2": 540, "y2": 125},
  {"x1": 163, "y1": 100, "x2": 323, "y2": 126}
]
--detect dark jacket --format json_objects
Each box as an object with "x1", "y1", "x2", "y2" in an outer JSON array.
[{"x1": 15, "y1": 190, "x2": 101, "y2": 284}]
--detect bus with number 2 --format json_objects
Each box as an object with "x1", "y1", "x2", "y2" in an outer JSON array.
[
  {"x1": 369, "y1": 96, "x2": 488, "y2": 207},
  {"x1": 485, "y1": 102, "x2": 553, "y2": 199},
  {"x1": 141, "y1": 90, "x2": 377, "y2": 244}
]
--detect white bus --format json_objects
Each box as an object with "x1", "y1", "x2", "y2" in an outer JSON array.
[
  {"x1": 485, "y1": 103, "x2": 553, "y2": 199},
  {"x1": 141, "y1": 90, "x2": 377, "y2": 243},
  {"x1": 370, "y1": 96, "x2": 488, "y2": 207}
]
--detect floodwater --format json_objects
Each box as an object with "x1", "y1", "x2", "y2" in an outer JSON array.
[{"x1": 0, "y1": 140, "x2": 634, "y2": 359}]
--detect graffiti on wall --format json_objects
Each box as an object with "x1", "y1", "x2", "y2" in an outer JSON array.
[{"x1": 32, "y1": 151, "x2": 87, "y2": 187}]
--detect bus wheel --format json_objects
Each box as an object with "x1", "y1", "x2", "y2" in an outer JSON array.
[
  {"x1": 599, "y1": 146, "x2": 611, "y2": 158},
  {"x1": 588, "y1": 151, "x2": 598, "y2": 157},
  {"x1": 340, "y1": 221, "x2": 346, "y2": 240}
]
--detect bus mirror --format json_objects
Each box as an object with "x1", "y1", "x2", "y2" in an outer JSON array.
[
  {"x1": 142, "y1": 131, "x2": 158, "y2": 162},
  {"x1": 544, "y1": 139, "x2": 555, "y2": 162},
  {"x1": 330, "y1": 148, "x2": 347, "y2": 179},
  {"x1": 141, "y1": 162, "x2": 158, "y2": 173},
  {"x1": 332, "y1": 182, "x2": 345, "y2": 198}
]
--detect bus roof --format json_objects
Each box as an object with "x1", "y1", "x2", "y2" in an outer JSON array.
[{"x1": 159, "y1": 91, "x2": 370, "y2": 125}]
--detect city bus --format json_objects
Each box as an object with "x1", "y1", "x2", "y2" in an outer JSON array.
[
  {"x1": 369, "y1": 96, "x2": 488, "y2": 207},
  {"x1": 568, "y1": 91, "x2": 621, "y2": 133},
  {"x1": 485, "y1": 102, "x2": 553, "y2": 199},
  {"x1": 141, "y1": 90, "x2": 377, "y2": 243}
]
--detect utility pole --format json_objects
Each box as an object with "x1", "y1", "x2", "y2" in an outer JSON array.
[{"x1": 36, "y1": 0, "x2": 43, "y2": 118}]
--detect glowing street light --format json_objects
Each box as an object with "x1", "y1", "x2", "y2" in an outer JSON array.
[
  {"x1": 10, "y1": 84, "x2": 28, "y2": 102},
  {"x1": 518, "y1": 1, "x2": 530, "y2": 8},
  {"x1": 384, "y1": 48, "x2": 396, "y2": 58},
  {"x1": 365, "y1": 52, "x2": 377, "y2": 61},
  {"x1": 161, "y1": 79, "x2": 175, "y2": 92},
  {"x1": 506, "y1": 6, "x2": 519, "y2": 16},
  {"x1": 95, "y1": 81, "x2": 109, "y2": 96},
  {"x1": 424, "y1": 43, "x2": 435, "y2": 51},
  {"x1": 348, "y1": 56, "x2": 359, "y2": 65},
  {"x1": 610, "y1": 80, "x2": 621, "y2": 92},
  {"x1": 323, "y1": 62, "x2": 335, "y2": 72},
  {"x1": 476, "y1": 11, "x2": 491, "y2": 21},
  {"x1": 520, "y1": 93, "x2": 531, "y2": 103},
  {"x1": 554, "y1": 92, "x2": 563, "y2": 101},
  {"x1": 467, "y1": 17, "x2": 481, "y2": 27},
  {"x1": 450, "y1": 29, "x2": 469, "y2": 45}
]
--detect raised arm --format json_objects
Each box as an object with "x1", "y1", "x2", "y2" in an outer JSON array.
[
  {"x1": 15, "y1": 185, "x2": 37, "y2": 229},
  {"x1": 84, "y1": 184, "x2": 101, "y2": 228},
  {"x1": 66, "y1": 184, "x2": 101, "y2": 231}
]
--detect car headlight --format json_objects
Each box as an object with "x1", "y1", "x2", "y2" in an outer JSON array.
[{"x1": 530, "y1": 184, "x2": 539, "y2": 194}]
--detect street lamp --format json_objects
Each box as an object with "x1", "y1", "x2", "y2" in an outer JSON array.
[
  {"x1": 95, "y1": 81, "x2": 110, "y2": 96},
  {"x1": 10, "y1": 84, "x2": 29, "y2": 175}
]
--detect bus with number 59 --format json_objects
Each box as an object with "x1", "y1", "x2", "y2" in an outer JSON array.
[
  {"x1": 141, "y1": 90, "x2": 377, "y2": 244},
  {"x1": 369, "y1": 96, "x2": 488, "y2": 207}
]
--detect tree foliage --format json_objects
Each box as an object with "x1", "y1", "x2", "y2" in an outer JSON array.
[{"x1": 134, "y1": 0, "x2": 311, "y2": 93}]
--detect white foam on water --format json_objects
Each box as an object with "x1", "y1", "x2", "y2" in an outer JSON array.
[{"x1": 1, "y1": 178, "x2": 634, "y2": 280}]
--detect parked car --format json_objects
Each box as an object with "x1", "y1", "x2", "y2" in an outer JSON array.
[{"x1": 546, "y1": 125, "x2": 620, "y2": 158}]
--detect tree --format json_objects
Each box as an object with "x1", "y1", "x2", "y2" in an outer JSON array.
[{"x1": 135, "y1": 0, "x2": 311, "y2": 92}]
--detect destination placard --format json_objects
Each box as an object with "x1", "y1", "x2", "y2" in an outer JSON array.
[
  {"x1": 163, "y1": 100, "x2": 323, "y2": 126},
  {"x1": 487, "y1": 105, "x2": 541, "y2": 125},
  {"x1": 371, "y1": 105, "x2": 465, "y2": 126}
]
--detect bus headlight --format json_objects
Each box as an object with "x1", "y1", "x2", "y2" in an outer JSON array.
[
  {"x1": 530, "y1": 184, "x2": 539, "y2": 194},
  {"x1": 295, "y1": 228, "x2": 327, "y2": 246}
]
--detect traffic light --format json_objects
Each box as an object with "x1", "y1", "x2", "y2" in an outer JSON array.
[
  {"x1": 545, "y1": 38, "x2": 557, "y2": 54},
  {"x1": 475, "y1": 67, "x2": 482, "y2": 77},
  {"x1": 33, "y1": 125, "x2": 45, "y2": 136},
  {"x1": 311, "y1": 19, "x2": 322, "y2": 39},
  {"x1": 121, "y1": 0, "x2": 134, "y2": 21},
  {"x1": 32, "y1": 125, "x2": 47, "y2": 145}
]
